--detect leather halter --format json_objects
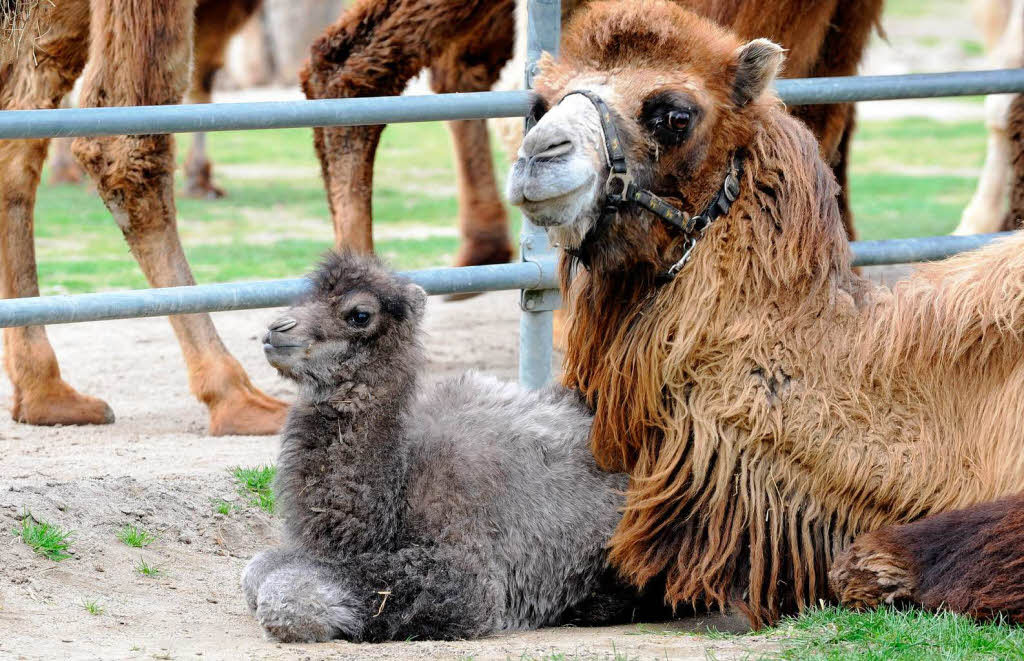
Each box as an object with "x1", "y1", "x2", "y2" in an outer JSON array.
[{"x1": 557, "y1": 90, "x2": 744, "y2": 279}]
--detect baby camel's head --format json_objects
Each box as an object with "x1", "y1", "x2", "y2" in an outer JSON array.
[{"x1": 263, "y1": 252, "x2": 427, "y2": 396}]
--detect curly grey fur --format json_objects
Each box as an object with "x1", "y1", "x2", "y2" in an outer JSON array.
[{"x1": 243, "y1": 251, "x2": 665, "y2": 643}]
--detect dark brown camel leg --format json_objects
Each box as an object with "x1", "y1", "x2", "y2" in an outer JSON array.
[
  {"x1": 72, "y1": 0, "x2": 286, "y2": 436},
  {"x1": 0, "y1": 0, "x2": 112, "y2": 425},
  {"x1": 429, "y1": 12, "x2": 515, "y2": 272},
  {"x1": 301, "y1": 0, "x2": 512, "y2": 253},
  {"x1": 183, "y1": 0, "x2": 263, "y2": 199}
]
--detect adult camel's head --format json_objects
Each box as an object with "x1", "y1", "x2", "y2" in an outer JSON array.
[{"x1": 506, "y1": 0, "x2": 786, "y2": 275}]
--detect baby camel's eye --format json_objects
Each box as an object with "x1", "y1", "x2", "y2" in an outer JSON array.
[{"x1": 346, "y1": 309, "x2": 372, "y2": 328}]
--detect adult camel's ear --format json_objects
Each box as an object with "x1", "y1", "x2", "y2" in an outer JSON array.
[{"x1": 732, "y1": 38, "x2": 785, "y2": 107}]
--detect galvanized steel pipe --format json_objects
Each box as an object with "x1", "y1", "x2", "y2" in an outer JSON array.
[
  {"x1": 0, "y1": 260, "x2": 558, "y2": 328},
  {"x1": 1, "y1": 70, "x2": 1022, "y2": 140},
  {"x1": 849, "y1": 232, "x2": 1014, "y2": 267},
  {"x1": 0, "y1": 91, "x2": 534, "y2": 140},
  {"x1": 775, "y1": 69, "x2": 1024, "y2": 105},
  {"x1": 0, "y1": 235, "x2": 1015, "y2": 329}
]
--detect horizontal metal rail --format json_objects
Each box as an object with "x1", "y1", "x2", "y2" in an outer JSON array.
[
  {"x1": 775, "y1": 69, "x2": 1024, "y2": 105},
  {"x1": 0, "y1": 70, "x2": 1021, "y2": 140},
  {"x1": 0, "y1": 234, "x2": 1013, "y2": 329},
  {"x1": 849, "y1": 232, "x2": 1014, "y2": 266},
  {"x1": 0, "y1": 259, "x2": 558, "y2": 328},
  {"x1": 0, "y1": 91, "x2": 534, "y2": 139}
]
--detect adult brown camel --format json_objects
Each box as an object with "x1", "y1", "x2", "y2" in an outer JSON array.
[
  {"x1": 46, "y1": 0, "x2": 263, "y2": 199},
  {"x1": 299, "y1": 0, "x2": 880, "y2": 270},
  {"x1": 506, "y1": 0, "x2": 1024, "y2": 627},
  {"x1": 0, "y1": 0, "x2": 287, "y2": 434}
]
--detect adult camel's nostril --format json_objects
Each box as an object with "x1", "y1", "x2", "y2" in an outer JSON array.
[
  {"x1": 268, "y1": 317, "x2": 297, "y2": 333},
  {"x1": 519, "y1": 122, "x2": 576, "y2": 161},
  {"x1": 532, "y1": 139, "x2": 574, "y2": 161}
]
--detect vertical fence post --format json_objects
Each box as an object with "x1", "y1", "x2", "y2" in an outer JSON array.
[{"x1": 518, "y1": 0, "x2": 561, "y2": 390}]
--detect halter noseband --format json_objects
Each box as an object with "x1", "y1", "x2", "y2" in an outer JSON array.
[{"x1": 557, "y1": 90, "x2": 744, "y2": 279}]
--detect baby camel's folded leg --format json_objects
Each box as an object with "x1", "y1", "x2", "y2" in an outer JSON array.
[
  {"x1": 241, "y1": 546, "x2": 317, "y2": 614},
  {"x1": 256, "y1": 560, "x2": 367, "y2": 643},
  {"x1": 252, "y1": 545, "x2": 493, "y2": 643}
]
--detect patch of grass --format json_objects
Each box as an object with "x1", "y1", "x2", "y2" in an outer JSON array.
[
  {"x1": 960, "y1": 40, "x2": 985, "y2": 58},
  {"x1": 232, "y1": 465, "x2": 276, "y2": 514},
  {"x1": 770, "y1": 606, "x2": 1024, "y2": 660},
  {"x1": 213, "y1": 500, "x2": 233, "y2": 516},
  {"x1": 13, "y1": 513, "x2": 72, "y2": 561},
  {"x1": 82, "y1": 599, "x2": 104, "y2": 615},
  {"x1": 116, "y1": 524, "x2": 155, "y2": 548},
  {"x1": 135, "y1": 557, "x2": 161, "y2": 577}
]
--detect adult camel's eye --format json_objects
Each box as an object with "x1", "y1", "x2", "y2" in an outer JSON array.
[
  {"x1": 667, "y1": 110, "x2": 691, "y2": 132},
  {"x1": 346, "y1": 309, "x2": 372, "y2": 328}
]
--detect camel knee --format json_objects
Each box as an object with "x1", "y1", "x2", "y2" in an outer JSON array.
[
  {"x1": 256, "y1": 566, "x2": 365, "y2": 643},
  {"x1": 71, "y1": 133, "x2": 176, "y2": 233},
  {"x1": 829, "y1": 531, "x2": 917, "y2": 610}
]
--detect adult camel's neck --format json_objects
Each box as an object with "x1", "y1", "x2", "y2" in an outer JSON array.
[{"x1": 560, "y1": 109, "x2": 854, "y2": 474}]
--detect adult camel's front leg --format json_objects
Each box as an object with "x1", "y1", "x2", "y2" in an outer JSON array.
[
  {"x1": 301, "y1": 0, "x2": 508, "y2": 253},
  {"x1": 429, "y1": 6, "x2": 515, "y2": 270},
  {"x1": 0, "y1": 0, "x2": 111, "y2": 425},
  {"x1": 72, "y1": 0, "x2": 286, "y2": 436}
]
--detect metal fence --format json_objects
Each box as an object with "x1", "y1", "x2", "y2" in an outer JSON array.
[{"x1": 0, "y1": 0, "x2": 1022, "y2": 389}]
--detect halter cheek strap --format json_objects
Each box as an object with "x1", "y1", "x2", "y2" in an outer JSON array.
[{"x1": 556, "y1": 90, "x2": 744, "y2": 279}]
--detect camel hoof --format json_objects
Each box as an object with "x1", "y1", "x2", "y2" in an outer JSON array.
[
  {"x1": 183, "y1": 182, "x2": 227, "y2": 199},
  {"x1": 443, "y1": 236, "x2": 514, "y2": 302},
  {"x1": 208, "y1": 388, "x2": 288, "y2": 436},
  {"x1": 12, "y1": 382, "x2": 115, "y2": 426}
]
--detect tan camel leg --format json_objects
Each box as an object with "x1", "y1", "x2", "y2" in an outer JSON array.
[
  {"x1": 955, "y1": 103, "x2": 1012, "y2": 235},
  {"x1": 301, "y1": 0, "x2": 512, "y2": 254},
  {"x1": 429, "y1": 18, "x2": 515, "y2": 271},
  {"x1": 0, "y1": 0, "x2": 113, "y2": 425},
  {"x1": 955, "y1": 0, "x2": 1024, "y2": 235},
  {"x1": 72, "y1": 0, "x2": 286, "y2": 436}
]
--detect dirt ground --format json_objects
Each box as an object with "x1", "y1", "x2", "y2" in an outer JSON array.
[{"x1": 2, "y1": 288, "x2": 809, "y2": 661}]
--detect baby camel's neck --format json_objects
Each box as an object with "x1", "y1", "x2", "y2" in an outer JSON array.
[{"x1": 276, "y1": 375, "x2": 417, "y2": 555}]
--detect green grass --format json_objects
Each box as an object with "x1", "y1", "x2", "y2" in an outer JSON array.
[
  {"x1": 14, "y1": 514, "x2": 73, "y2": 562},
  {"x1": 135, "y1": 557, "x2": 161, "y2": 577},
  {"x1": 232, "y1": 465, "x2": 276, "y2": 514},
  {"x1": 770, "y1": 607, "x2": 1024, "y2": 660},
  {"x1": 213, "y1": 500, "x2": 234, "y2": 516},
  {"x1": 116, "y1": 524, "x2": 155, "y2": 548},
  {"x1": 82, "y1": 599, "x2": 104, "y2": 615}
]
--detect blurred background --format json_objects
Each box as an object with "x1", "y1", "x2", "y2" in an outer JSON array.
[{"x1": 34, "y1": 0, "x2": 997, "y2": 294}]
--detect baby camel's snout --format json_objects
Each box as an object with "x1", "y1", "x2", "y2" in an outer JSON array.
[{"x1": 263, "y1": 316, "x2": 310, "y2": 372}]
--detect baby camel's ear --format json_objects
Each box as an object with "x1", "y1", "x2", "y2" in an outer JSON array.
[
  {"x1": 732, "y1": 38, "x2": 785, "y2": 107},
  {"x1": 405, "y1": 283, "x2": 428, "y2": 317}
]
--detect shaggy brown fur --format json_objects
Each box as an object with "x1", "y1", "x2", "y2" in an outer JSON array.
[
  {"x1": 0, "y1": 0, "x2": 286, "y2": 434},
  {"x1": 1003, "y1": 93, "x2": 1024, "y2": 230},
  {"x1": 301, "y1": 0, "x2": 880, "y2": 265},
  {"x1": 830, "y1": 495, "x2": 1024, "y2": 623},
  {"x1": 527, "y1": 1, "x2": 1024, "y2": 628}
]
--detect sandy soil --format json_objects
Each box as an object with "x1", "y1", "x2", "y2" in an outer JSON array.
[{"x1": 0, "y1": 290, "x2": 796, "y2": 661}]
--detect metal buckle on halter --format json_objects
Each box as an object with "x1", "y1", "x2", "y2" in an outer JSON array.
[{"x1": 605, "y1": 171, "x2": 633, "y2": 203}]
